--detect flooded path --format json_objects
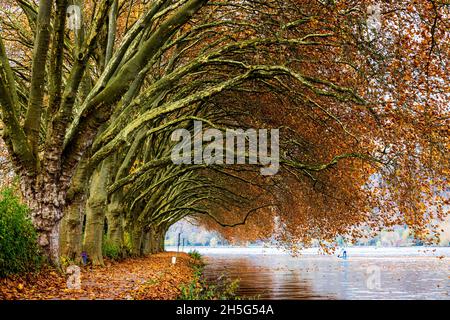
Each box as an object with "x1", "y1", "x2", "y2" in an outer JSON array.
[{"x1": 176, "y1": 247, "x2": 450, "y2": 299}]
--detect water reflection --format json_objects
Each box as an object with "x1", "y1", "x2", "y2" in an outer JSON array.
[{"x1": 202, "y1": 254, "x2": 450, "y2": 300}]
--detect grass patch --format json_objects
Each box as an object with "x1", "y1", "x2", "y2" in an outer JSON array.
[
  {"x1": 179, "y1": 257, "x2": 240, "y2": 300},
  {"x1": 187, "y1": 250, "x2": 202, "y2": 261}
]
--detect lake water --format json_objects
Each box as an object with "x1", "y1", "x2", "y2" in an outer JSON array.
[{"x1": 168, "y1": 246, "x2": 450, "y2": 300}]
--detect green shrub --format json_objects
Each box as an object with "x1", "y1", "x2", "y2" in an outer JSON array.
[
  {"x1": 0, "y1": 188, "x2": 42, "y2": 277},
  {"x1": 179, "y1": 264, "x2": 240, "y2": 300},
  {"x1": 188, "y1": 250, "x2": 202, "y2": 261},
  {"x1": 102, "y1": 237, "x2": 121, "y2": 260}
]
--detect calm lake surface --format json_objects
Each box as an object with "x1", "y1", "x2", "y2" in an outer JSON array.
[{"x1": 170, "y1": 246, "x2": 450, "y2": 300}]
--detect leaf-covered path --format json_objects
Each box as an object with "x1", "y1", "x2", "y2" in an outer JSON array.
[{"x1": 0, "y1": 252, "x2": 197, "y2": 300}]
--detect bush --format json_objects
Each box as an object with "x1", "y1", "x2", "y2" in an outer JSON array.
[
  {"x1": 0, "y1": 188, "x2": 42, "y2": 277},
  {"x1": 188, "y1": 250, "x2": 202, "y2": 261},
  {"x1": 102, "y1": 237, "x2": 121, "y2": 260},
  {"x1": 179, "y1": 264, "x2": 240, "y2": 300}
]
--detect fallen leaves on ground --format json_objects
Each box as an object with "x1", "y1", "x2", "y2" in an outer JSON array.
[{"x1": 0, "y1": 252, "x2": 198, "y2": 300}]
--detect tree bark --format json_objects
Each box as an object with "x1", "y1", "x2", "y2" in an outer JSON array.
[
  {"x1": 143, "y1": 230, "x2": 151, "y2": 255},
  {"x1": 158, "y1": 226, "x2": 166, "y2": 253},
  {"x1": 130, "y1": 222, "x2": 144, "y2": 256},
  {"x1": 146, "y1": 224, "x2": 166, "y2": 254},
  {"x1": 106, "y1": 192, "x2": 125, "y2": 255},
  {"x1": 60, "y1": 194, "x2": 85, "y2": 262},
  {"x1": 22, "y1": 176, "x2": 66, "y2": 264},
  {"x1": 60, "y1": 159, "x2": 90, "y2": 261},
  {"x1": 83, "y1": 161, "x2": 110, "y2": 266}
]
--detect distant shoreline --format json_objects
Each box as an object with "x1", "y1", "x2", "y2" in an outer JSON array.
[{"x1": 166, "y1": 245, "x2": 450, "y2": 257}]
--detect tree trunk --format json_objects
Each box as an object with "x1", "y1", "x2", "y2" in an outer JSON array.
[
  {"x1": 147, "y1": 224, "x2": 166, "y2": 254},
  {"x1": 39, "y1": 221, "x2": 61, "y2": 263},
  {"x1": 158, "y1": 226, "x2": 166, "y2": 253},
  {"x1": 60, "y1": 194, "x2": 85, "y2": 262},
  {"x1": 106, "y1": 192, "x2": 124, "y2": 255},
  {"x1": 22, "y1": 177, "x2": 66, "y2": 265},
  {"x1": 83, "y1": 161, "x2": 110, "y2": 266},
  {"x1": 130, "y1": 223, "x2": 144, "y2": 256},
  {"x1": 143, "y1": 230, "x2": 151, "y2": 255},
  {"x1": 83, "y1": 200, "x2": 105, "y2": 265},
  {"x1": 60, "y1": 159, "x2": 90, "y2": 262}
]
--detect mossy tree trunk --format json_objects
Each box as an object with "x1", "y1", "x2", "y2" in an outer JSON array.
[
  {"x1": 60, "y1": 158, "x2": 90, "y2": 262},
  {"x1": 130, "y1": 222, "x2": 144, "y2": 256},
  {"x1": 106, "y1": 192, "x2": 125, "y2": 256},
  {"x1": 60, "y1": 195, "x2": 85, "y2": 262},
  {"x1": 83, "y1": 160, "x2": 111, "y2": 266},
  {"x1": 143, "y1": 229, "x2": 152, "y2": 255}
]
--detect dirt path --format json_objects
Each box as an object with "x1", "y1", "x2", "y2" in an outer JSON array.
[{"x1": 0, "y1": 252, "x2": 197, "y2": 300}]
